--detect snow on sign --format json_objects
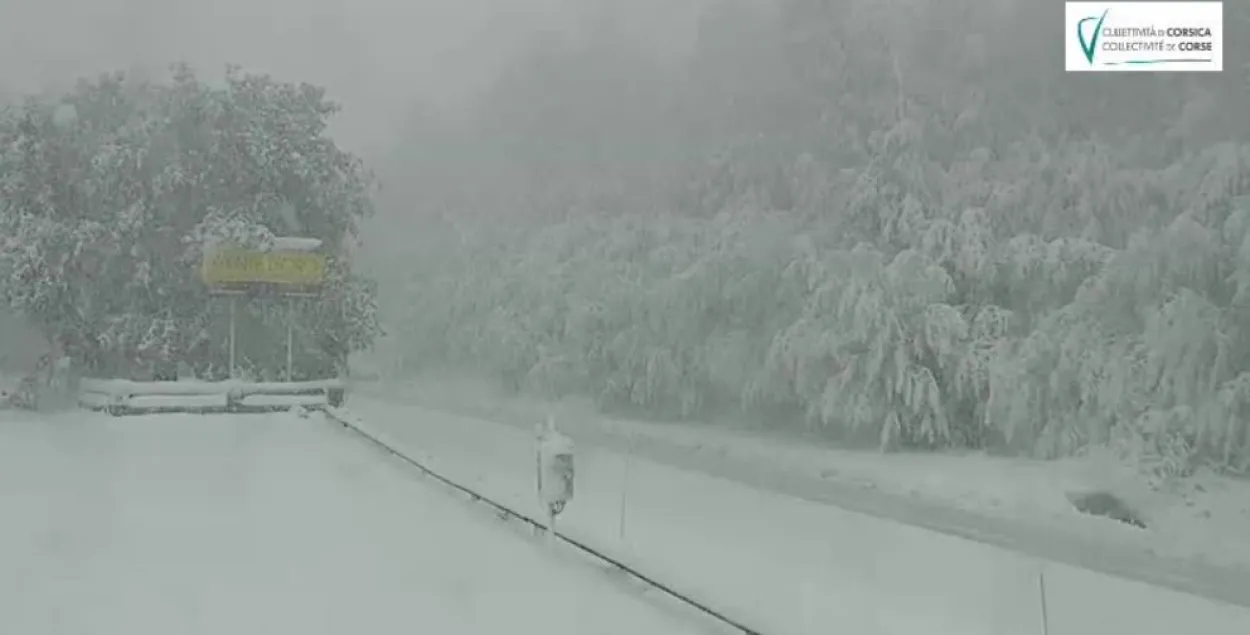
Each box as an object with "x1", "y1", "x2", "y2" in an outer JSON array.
[{"x1": 201, "y1": 249, "x2": 327, "y2": 287}]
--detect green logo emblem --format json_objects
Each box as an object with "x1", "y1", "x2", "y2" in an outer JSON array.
[{"x1": 1078, "y1": 10, "x2": 1109, "y2": 64}]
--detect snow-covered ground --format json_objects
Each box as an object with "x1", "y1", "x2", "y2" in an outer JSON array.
[
  {"x1": 0, "y1": 409, "x2": 711, "y2": 635},
  {"x1": 352, "y1": 376, "x2": 1250, "y2": 597},
  {"x1": 340, "y1": 393, "x2": 1250, "y2": 635}
]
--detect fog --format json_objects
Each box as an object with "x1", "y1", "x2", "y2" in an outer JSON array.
[
  {"x1": 2, "y1": 1, "x2": 1250, "y2": 627},
  {"x1": 3, "y1": 0, "x2": 1250, "y2": 468},
  {"x1": 0, "y1": 0, "x2": 708, "y2": 378},
  {"x1": 0, "y1": 0, "x2": 702, "y2": 154}
]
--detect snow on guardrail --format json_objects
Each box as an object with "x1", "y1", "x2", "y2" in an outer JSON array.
[{"x1": 78, "y1": 377, "x2": 345, "y2": 415}]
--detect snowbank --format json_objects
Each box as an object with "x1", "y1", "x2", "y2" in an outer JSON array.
[{"x1": 79, "y1": 378, "x2": 345, "y2": 414}]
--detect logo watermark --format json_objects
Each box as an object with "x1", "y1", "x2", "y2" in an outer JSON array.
[{"x1": 1065, "y1": 2, "x2": 1223, "y2": 71}]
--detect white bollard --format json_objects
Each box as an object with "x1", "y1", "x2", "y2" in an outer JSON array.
[{"x1": 535, "y1": 416, "x2": 575, "y2": 540}]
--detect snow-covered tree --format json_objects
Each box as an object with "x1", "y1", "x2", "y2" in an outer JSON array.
[
  {"x1": 366, "y1": 0, "x2": 1250, "y2": 474},
  {"x1": 0, "y1": 65, "x2": 379, "y2": 379}
]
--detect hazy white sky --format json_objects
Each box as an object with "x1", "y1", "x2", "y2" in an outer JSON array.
[{"x1": 0, "y1": 0, "x2": 702, "y2": 155}]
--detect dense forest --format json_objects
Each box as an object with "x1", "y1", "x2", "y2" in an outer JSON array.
[{"x1": 368, "y1": 0, "x2": 1250, "y2": 475}]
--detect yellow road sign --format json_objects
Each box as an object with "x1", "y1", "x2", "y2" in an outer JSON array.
[{"x1": 201, "y1": 249, "x2": 327, "y2": 286}]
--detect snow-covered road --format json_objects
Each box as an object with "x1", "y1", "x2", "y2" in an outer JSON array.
[
  {"x1": 342, "y1": 396, "x2": 1250, "y2": 635},
  {"x1": 0, "y1": 410, "x2": 706, "y2": 635}
]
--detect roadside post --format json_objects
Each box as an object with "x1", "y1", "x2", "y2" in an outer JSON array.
[{"x1": 536, "y1": 416, "x2": 576, "y2": 540}]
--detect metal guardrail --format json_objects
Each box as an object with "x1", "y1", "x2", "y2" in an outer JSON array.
[
  {"x1": 321, "y1": 407, "x2": 764, "y2": 635},
  {"x1": 77, "y1": 378, "x2": 346, "y2": 415}
]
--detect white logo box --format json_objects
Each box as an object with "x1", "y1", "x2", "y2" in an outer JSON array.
[{"x1": 1065, "y1": 2, "x2": 1223, "y2": 72}]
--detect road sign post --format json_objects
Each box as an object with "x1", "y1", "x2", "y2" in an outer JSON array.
[
  {"x1": 200, "y1": 237, "x2": 326, "y2": 381},
  {"x1": 229, "y1": 295, "x2": 237, "y2": 377}
]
